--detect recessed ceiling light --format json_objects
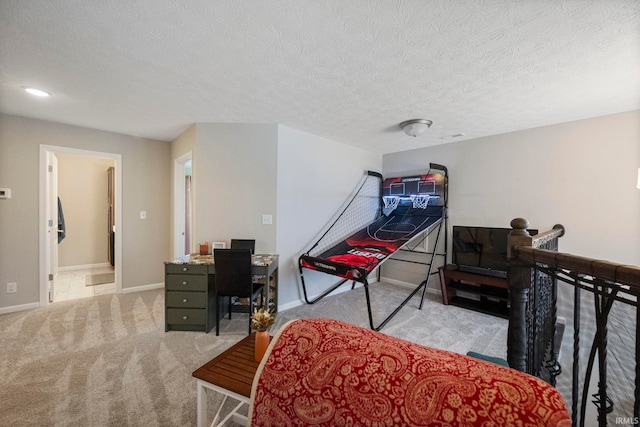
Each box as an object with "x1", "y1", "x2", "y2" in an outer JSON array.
[{"x1": 23, "y1": 86, "x2": 52, "y2": 97}]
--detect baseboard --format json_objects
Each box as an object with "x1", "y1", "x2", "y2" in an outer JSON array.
[
  {"x1": 380, "y1": 276, "x2": 442, "y2": 296},
  {"x1": 279, "y1": 279, "x2": 368, "y2": 312},
  {"x1": 58, "y1": 262, "x2": 112, "y2": 272},
  {"x1": 278, "y1": 299, "x2": 303, "y2": 312},
  {"x1": 120, "y1": 282, "x2": 164, "y2": 294},
  {"x1": 0, "y1": 302, "x2": 41, "y2": 315},
  {"x1": 280, "y1": 276, "x2": 443, "y2": 313},
  {"x1": 0, "y1": 283, "x2": 164, "y2": 313}
]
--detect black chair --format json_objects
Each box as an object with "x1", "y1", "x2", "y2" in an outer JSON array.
[
  {"x1": 230, "y1": 239, "x2": 255, "y2": 254},
  {"x1": 231, "y1": 239, "x2": 265, "y2": 300},
  {"x1": 213, "y1": 248, "x2": 264, "y2": 336}
]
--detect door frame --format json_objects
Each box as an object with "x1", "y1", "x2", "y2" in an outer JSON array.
[
  {"x1": 174, "y1": 151, "x2": 193, "y2": 258},
  {"x1": 39, "y1": 145, "x2": 123, "y2": 306},
  {"x1": 46, "y1": 151, "x2": 59, "y2": 302}
]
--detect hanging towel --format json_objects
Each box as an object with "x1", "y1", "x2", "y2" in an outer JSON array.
[{"x1": 57, "y1": 197, "x2": 66, "y2": 243}]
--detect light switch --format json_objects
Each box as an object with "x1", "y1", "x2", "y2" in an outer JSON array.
[
  {"x1": 262, "y1": 214, "x2": 272, "y2": 225},
  {"x1": 140, "y1": 211, "x2": 147, "y2": 220}
]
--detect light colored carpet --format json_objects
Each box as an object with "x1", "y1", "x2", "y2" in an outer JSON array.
[
  {"x1": 272, "y1": 281, "x2": 509, "y2": 359},
  {"x1": 0, "y1": 289, "x2": 247, "y2": 427},
  {"x1": 0, "y1": 281, "x2": 508, "y2": 426},
  {"x1": 85, "y1": 273, "x2": 115, "y2": 286}
]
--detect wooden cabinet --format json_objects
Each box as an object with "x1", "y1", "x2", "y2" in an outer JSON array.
[
  {"x1": 164, "y1": 255, "x2": 279, "y2": 333},
  {"x1": 438, "y1": 265, "x2": 509, "y2": 318},
  {"x1": 165, "y1": 263, "x2": 216, "y2": 332}
]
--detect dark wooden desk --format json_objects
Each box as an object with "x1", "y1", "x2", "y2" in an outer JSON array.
[{"x1": 192, "y1": 333, "x2": 266, "y2": 426}]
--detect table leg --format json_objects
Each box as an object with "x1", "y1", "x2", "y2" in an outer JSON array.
[
  {"x1": 268, "y1": 268, "x2": 278, "y2": 311},
  {"x1": 198, "y1": 380, "x2": 248, "y2": 427},
  {"x1": 216, "y1": 401, "x2": 246, "y2": 426},
  {"x1": 197, "y1": 380, "x2": 208, "y2": 427},
  {"x1": 211, "y1": 395, "x2": 228, "y2": 426},
  {"x1": 438, "y1": 267, "x2": 451, "y2": 305}
]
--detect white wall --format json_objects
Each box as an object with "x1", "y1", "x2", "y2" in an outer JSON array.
[
  {"x1": 383, "y1": 110, "x2": 640, "y2": 276},
  {"x1": 57, "y1": 153, "x2": 115, "y2": 268},
  {"x1": 0, "y1": 114, "x2": 171, "y2": 310},
  {"x1": 276, "y1": 125, "x2": 382, "y2": 308}
]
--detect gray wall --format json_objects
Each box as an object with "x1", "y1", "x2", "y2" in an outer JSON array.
[
  {"x1": 168, "y1": 123, "x2": 382, "y2": 309},
  {"x1": 193, "y1": 123, "x2": 278, "y2": 254},
  {"x1": 381, "y1": 110, "x2": 640, "y2": 286},
  {"x1": 0, "y1": 114, "x2": 171, "y2": 310},
  {"x1": 170, "y1": 124, "x2": 196, "y2": 256},
  {"x1": 3, "y1": 109, "x2": 637, "y2": 313}
]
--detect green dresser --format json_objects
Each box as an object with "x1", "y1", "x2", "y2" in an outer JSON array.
[
  {"x1": 164, "y1": 254, "x2": 279, "y2": 333},
  {"x1": 164, "y1": 263, "x2": 216, "y2": 332}
]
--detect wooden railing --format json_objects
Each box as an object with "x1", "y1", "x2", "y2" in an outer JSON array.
[
  {"x1": 507, "y1": 218, "x2": 565, "y2": 382},
  {"x1": 507, "y1": 217, "x2": 640, "y2": 427}
]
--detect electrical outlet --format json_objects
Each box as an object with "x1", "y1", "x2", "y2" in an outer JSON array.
[
  {"x1": 7, "y1": 282, "x2": 17, "y2": 293},
  {"x1": 262, "y1": 214, "x2": 272, "y2": 225}
]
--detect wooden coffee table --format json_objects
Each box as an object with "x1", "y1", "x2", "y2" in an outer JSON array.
[{"x1": 192, "y1": 333, "x2": 264, "y2": 427}]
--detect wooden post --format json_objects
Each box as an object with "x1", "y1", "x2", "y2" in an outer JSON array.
[{"x1": 507, "y1": 218, "x2": 533, "y2": 372}]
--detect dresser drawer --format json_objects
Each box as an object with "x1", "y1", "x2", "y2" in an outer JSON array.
[
  {"x1": 166, "y1": 291, "x2": 206, "y2": 308},
  {"x1": 165, "y1": 263, "x2": 208, "y2": 275},
  {"x1": 167, "y1": 308, "x2": 206, "y2": 325},
  {"x1": 166, "y1": 274, "x2": 207, "y2": 291}
]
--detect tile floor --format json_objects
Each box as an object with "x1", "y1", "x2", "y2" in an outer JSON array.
[{"x1": 53, "y1": 266, "x2": 116, "y2": 302}]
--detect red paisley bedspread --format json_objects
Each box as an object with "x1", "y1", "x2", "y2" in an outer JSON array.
[{"x1": 249, "y1": 318, "x2": 570, "y2": 427}]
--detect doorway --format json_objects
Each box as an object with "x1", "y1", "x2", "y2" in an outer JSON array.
[
  {"x1": 39, "y1": 145, "x2": 122, "y2": 306},
  {"x1": 174, "y1": 152, "x2": 193, "y2": 258}
]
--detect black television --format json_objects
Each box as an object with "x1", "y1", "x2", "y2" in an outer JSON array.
[{"x1": 451, "y1": 226, "x2": 538, "y2": 278}]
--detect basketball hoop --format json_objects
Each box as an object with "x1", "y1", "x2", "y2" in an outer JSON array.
[
  {"x1": 411, "y1": 195, "x2": 430, "y2": 209},
  {"x1": 383, "y1": 196, "x2": 400, "y2": 210}
]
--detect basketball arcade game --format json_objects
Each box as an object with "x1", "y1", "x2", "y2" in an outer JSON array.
[{"x1": 298, "y1": 163, "x2": 448, "y2": 330}]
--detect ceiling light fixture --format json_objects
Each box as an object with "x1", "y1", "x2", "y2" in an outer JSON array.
[
  {"x1": 23, "y1": 86, "x2": 52, "y2": 97},
  {"x1": 399, "y1": 119, "x2": 433, "y2": 137}
]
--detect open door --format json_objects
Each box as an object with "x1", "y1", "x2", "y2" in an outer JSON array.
[
  {"x1": 45, "y1": 151, "x2": 59, "y2": 302},
  {"x1": 174, "y1": 152, "x2": 193, "y2": 258},
  {"x1": 108, "y1": 166, "x2": 115, "y2": 266},
  {"x1": 40, "y1": 145, "x2": 123, "y2": 306}
]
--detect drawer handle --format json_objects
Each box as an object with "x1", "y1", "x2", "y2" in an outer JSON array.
[
  {"x1": 182, "y1": 315, "x2": 188, "y2": 320},
  {"x1": 182, "y1": 298, "x2": 188, "y2": 303},
  {"x1": 182, "y1": 267, "x2": 188, "y2": 272},
  {"x1": 182, "y1": 281, "x2": 187, "y2": 285}
]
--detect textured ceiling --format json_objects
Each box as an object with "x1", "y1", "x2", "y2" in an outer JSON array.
[{"x1": 1, "y1": 0, "x2": 638, "y2": 154}]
